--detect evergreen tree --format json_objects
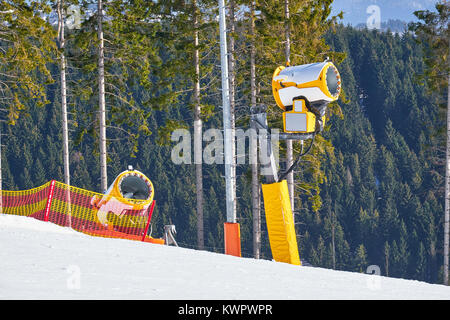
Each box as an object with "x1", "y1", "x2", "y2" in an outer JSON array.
[
  {"x1": 354, "y1": 244, "x2": 368, "y2": 273},
  {"x1": 1, "y1": 1, "x2": 447, "y2": 285},
  {"x1": 0, "y1": 0, "x2": 57, "y2": 123},
  {"x1": 410, "y1": 0, "x2": 449, "y2": 286}
]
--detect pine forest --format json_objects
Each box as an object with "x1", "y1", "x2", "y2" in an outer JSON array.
[{"x1": 0, "y1": 0, "x2": 448, "y2": 285}]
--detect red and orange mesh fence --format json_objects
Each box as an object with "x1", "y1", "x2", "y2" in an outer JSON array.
[{"x1": 0, "y1": 180, "x2": 164, "y2": 244}]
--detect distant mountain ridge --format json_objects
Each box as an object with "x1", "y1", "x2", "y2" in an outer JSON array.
[{"x1": 354, "y1": 19, "x2": 409, "y2": 34}]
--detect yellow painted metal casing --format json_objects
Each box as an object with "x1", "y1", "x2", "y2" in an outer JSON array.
[
  {"x1": 261, "y1": 180, "x2": 301, "y2": 266},
  {"x1": 272, "y1": 65, "x2": 286, "y2": 110},
  {"x1": 107, "y1": 170, "x2": 154, "y2": 209},
  {"x1": 283, "y1": 98, "x2": 318, "y2": 133},
  {"x1": 91, "y1": 169, "x2": 154, "y2": 227}
]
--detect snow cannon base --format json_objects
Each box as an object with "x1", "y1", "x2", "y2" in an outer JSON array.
[{"x1": 84, "y1": 228, "x2": 165, "y2": 244}]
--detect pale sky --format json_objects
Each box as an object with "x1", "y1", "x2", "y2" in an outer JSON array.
[{"x1": 331, "y1": 0, "x2": 439, "y2": 25}]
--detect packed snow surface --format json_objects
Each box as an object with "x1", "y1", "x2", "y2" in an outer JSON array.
[{"x1": 1, "y1": 214, "x2": 449, "y2": 300}]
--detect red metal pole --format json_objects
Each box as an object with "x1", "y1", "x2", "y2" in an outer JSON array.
[
  {"x1": 44, "y1": 180, "x2": 56, "y2": 222},
  {"x1": 142, "y1": 200, "x2": 156, "y2": 242}
]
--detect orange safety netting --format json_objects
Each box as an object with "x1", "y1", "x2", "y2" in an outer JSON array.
[{"x1": 0, "y1": 180, "x2": 164, "y2": 244}]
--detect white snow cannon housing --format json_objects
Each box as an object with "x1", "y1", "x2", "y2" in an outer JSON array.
[{"x1": 272, "y1": 60, "x2": 341, "y2": 133}]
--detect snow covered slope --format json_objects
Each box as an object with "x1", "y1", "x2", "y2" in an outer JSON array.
[{"x1": 0, "y1": 214, "x2": 449, "y2": 300}]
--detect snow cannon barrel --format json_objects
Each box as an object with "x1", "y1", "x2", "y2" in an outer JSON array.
[
  {"x1": 272, "y1": 60, "x2": 341, "y2": 134},
  {"x1": 91, "y1": 166, "x2": 154, "y2": 227},
  {"x1": 105, "y1": 168, "x2": 154, "y2": 207}
]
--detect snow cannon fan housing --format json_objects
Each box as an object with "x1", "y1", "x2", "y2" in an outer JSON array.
[
  {"x1": 105, "y1": 169, "x2": 154, "y2": 209},
  {"x1": 91, "y1": 168, "x2": 155, "y2": 228},
  {"x1": 272, "y1": 61, "x2": 341, "y2": 133}
]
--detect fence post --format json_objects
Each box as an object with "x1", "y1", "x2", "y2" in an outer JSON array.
[
  {"x1": 142, "y1": 200, "x2": 156, "y2": 242},
  {"x1": 44, "y1": 180, "x2": 56, "y2": 222}
]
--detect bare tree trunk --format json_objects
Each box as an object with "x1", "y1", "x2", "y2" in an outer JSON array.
[
  {"x1": 284, "y1": 0, "x2": 295, "y2": 218},
  {"x1": 331, "y1": 219, "x2": 336, "y2": 269},
  {"x1": 284, "y1": 0, "x2": 291, "y2": 67},
  {"x1": 58, "y1": 0, "x2": 71, "y2": 227},
  {"x1": 444, "y1": 74, "x2": 450, "y2": 285},
  {"x1": 193, "y1": 0, "x2": 204, "y2": 250},
  {"x1": 331, "y1": 201, "x2": 336, "y2": 270},
  {"x1": 325, "y1": 194, "x2": 335, "y2": 269},
  {"x1": 250, "y1": 0, "x2": 260, "y2": 259},
  {"x1": 98, "y1": 0, "x2": 107, "y2": 193},
  {"x1": 384, "y1": 242, "x2": 389, "y2": 277},
  {"x1": 228, "y1": 0, "x2": 237, "y2": 224}
]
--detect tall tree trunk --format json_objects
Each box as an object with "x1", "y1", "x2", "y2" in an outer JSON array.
[
  {"x1": 284, "y1": 0, "x2": 295, "y2": 218},
  {"x1": 228, "y1": 0, "x2": 237, "y2": 225},
  {"x1": 384, "y1": 242, "x2": 390, "y2": 277},
  {"x1": 98, "y1": 0, "x2": 107, "y2": 193},
  {"x1": 58, "y1": 0, "x2": 71, "y2": 227},
  {"x1": 193, "y1": 0, "x2": 204, "y2": 250},
  {"x1": 331, "y1": 200, "x2": 336, "y2": 270},
  {"x1": 250, "y1": 0, "x2": 260, "y2": 259},
  {"x1": 444, "y1": 74, "x2": 450, "y2": 285},
  {"x1": 284, "y1": 0, "x2": 291, "y2": 67}
]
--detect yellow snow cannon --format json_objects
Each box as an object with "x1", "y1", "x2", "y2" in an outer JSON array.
[
  {"x1": 272, "y1": 60, "x2": 341, "y2": 134},
  {"x1": 91, "y1": 166, "x2": 154, "y2": 228}
]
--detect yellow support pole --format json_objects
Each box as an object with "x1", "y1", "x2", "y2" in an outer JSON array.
[{"x1": 262, "y1": 180, "x2": 301, "y2": 265}]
